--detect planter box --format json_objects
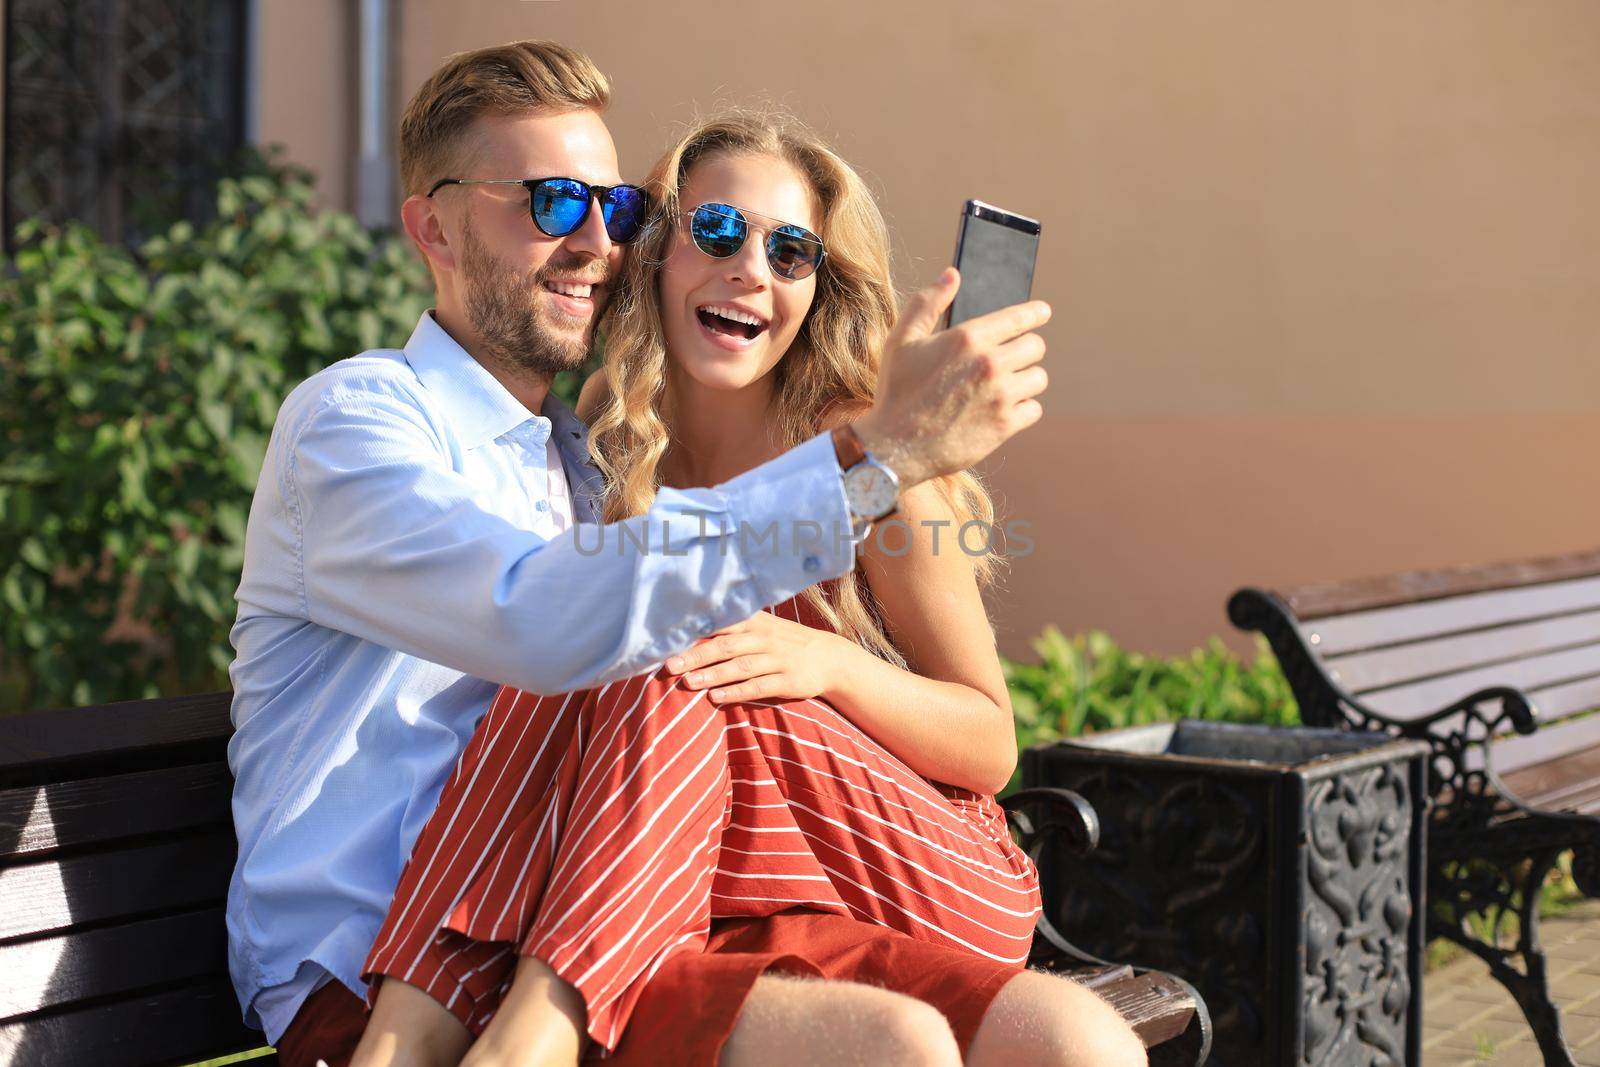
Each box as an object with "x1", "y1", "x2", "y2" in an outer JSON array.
[{"x1": 1023, "y1": 721, "x2": 1428, "y2": 1067}]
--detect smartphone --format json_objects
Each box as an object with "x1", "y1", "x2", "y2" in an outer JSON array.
[{"x1": 945, "y1": 200, "x2": 1041, "y2": 328}]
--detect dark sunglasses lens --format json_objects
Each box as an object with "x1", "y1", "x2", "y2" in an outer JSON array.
[
  {"x1": 690, "y1": 204, "x2": 746, "y2": 258},
  {"x1": 531, "y1": 179, "x2": 591, "y2": 236},
  {"x1": 601, "y1": 186, "x2": 648, "y2": 243},
  {"x1": 768, "y1": 226, "x2": 823, "y2": 280}
]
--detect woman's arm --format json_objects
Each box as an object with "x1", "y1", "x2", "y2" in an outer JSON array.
[
  {"x1": 670, "y1": 473, "x2": 1017, "y2": 795},
  {"x1": 824, "y1": 479, "x2": 1017, "y2": 794}
]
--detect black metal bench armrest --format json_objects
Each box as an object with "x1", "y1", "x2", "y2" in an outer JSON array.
[
  {"x1": 1000, "y1": 786, "x2": 1100, "y2": 856},
  {"x1": 1000, "y1": 787, "x2": 1211, "y2": 1063},
  {"x1": 1230, "y1": 587, "x2": 1537, "y2": 749},
  {"x1": 1402, "y1": 684, "x2": 1538, "y2": 740}
]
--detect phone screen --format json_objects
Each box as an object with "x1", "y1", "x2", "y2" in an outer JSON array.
[{"x1": 946, "y1": 202, "x2": 1040, "y2": 328}]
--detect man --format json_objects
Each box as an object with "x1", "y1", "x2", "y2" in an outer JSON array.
[{"x1": 228, "y1": 39, "x2": 1068, "y2": 1067}]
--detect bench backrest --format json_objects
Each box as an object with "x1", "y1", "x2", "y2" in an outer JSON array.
[
  {"x1": 0, "y1": 692, "x2": 275, "y2": 1066},
  {"x1": 1232, "y1": 549, "x2": 1600, "y2": 778}
]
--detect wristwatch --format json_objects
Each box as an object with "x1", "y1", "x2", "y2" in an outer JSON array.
[{"x1": 831, "y1": 424, "x2": 900, "y2": 535}]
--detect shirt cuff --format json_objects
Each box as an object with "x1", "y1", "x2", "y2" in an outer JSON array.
[{"x1": 722, "y1": 431, "x2": 857, "y2": 606}]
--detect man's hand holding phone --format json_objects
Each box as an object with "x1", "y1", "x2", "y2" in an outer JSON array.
[{"x1": 853, "y1": 267, "x2": 1050, "y2": 488}]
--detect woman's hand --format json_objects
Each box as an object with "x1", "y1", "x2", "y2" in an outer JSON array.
[{"x1": 664, "y1": 609, "x2": 858, "y2": 704}]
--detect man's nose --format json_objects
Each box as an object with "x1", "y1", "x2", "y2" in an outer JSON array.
[{"x1": 562, "y1": 193, "x2": 614, "y2": 261}]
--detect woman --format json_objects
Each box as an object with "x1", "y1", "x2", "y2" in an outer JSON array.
[{"x1": 352, "y1": 112, "x2": 1142, "y2": 1067}]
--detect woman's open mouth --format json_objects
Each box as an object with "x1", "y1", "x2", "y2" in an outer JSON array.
[{"x1": 696, "y1": 304, "x2": 770, "y2": 349}]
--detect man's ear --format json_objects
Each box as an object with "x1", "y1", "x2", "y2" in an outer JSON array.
[{"x1": 401, "y1": 193, "x2": 458, "y2": 276}]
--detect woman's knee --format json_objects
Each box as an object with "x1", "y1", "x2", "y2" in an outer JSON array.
[
  {"x1": 971, "y1": 970, "x2": 1147, "y2": 1067},
  {"x1": 726, "y1": 975, "x2": 961, "y2": 1067},
  {"x1": 861, "y1": 991, "x2": 962, "y2": 1067}
]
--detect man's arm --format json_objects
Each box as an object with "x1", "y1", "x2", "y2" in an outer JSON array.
[
  {"x1": 277, "y1": 268, "x2": 1047, "y2": 698},
  {"x1": 285, "y1": 384, "x2": 855, "y2": 695}
]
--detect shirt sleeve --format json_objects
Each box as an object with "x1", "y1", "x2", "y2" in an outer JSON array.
[{"x1": 286, "y1": 385, "x2": 857, "y2": 695}]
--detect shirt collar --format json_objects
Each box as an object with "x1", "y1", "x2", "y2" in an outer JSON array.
[
  {"x1": 403, "y1": 311, "x2": 538, "y2": 451},
  {"x1": 544, "y1": 391, "x2": 604, "y2": 523}
]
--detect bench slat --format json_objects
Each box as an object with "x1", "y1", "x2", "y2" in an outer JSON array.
[
  {"x1": 1325, "y1": 607, "x2": 1600, "y2": 695},
  {"x1": 1357, "y1": 645, "x2": 1600, "y2": 722},
  {"x1": 0, "y1": 977, "x2": 269, "y2": 1067},
  {"x1": 1281, "y1": 549, "x2": 1600, "y2": 621},
  {"x1": 0, "y1": 693, "x2": 232, "y2": 785},
  {"x1": 1486, "y1": 712, "x2": 1600, "y2": 779},
  {"x1": 1300, "y1": 576, "x2": 1600, "y2": 658},
  {"x1": 0, "y1": 831, "x2": 234, "y2": 940},
  {"x1": 0, "y1": 763, "x2": 233, "y2": 859},
  {"x1": 1098, "y1": 971, "x2": 1197, "y2": 1048},
  {"x1": 1501, "y1": 745, "x2": 1600, "y2": 815},
  {"x1": 0, "y1": 907, "x2": 228, "y2": 1019}
]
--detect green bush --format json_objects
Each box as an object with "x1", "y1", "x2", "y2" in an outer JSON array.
[
  {"x1": 1004, "y1": 626, "x2": 1300, "y2": 759},
  {"x1": 0, "y1": 155, "x2": 448, "y2": 711}
]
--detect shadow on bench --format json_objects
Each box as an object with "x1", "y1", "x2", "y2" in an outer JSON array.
[{"x1": 1, "y1": 693, "x2": 1207, "y2": 1066}]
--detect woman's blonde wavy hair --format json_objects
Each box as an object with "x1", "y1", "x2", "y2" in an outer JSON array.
[{"x1": 586, "y1": 109, "x2": 1001, "y2": 667}]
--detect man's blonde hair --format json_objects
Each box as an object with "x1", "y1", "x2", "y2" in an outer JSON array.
[{"x1": 399, "y1": 40, "x2": 610, "y2": 198}]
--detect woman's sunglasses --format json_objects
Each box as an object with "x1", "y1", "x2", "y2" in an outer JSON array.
[
  {"x1": 682, "y1": 203, "x2": 826, "y2": 281},
  {"x1": 427, "y1": 177, "x2": 649, "y2": 243}
]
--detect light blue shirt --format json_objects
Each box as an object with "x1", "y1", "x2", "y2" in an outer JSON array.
[{"x1": 226, "y1": 311, "x2": 856, "y2": 1042}]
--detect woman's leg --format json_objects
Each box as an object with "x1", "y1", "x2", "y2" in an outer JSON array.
[
  {"x1": 360, "y1": 663, "x2": 1044, "y2": 1061},
  {"x1": 361, "y1": 666, "x2": 736, "y2": 1056},
  {"x1": 350, "y1": 977, "x2": 473, "y2": 1067},
  {"x1": 712, "y1": 696, "x2": 1040, "y2": 963},
  {"x1": 720, "y1": 973, "x2": 962, "y2": 1067},
  {"x1": 966, "y1": 970, "x2": 1148, "y2": 1067}
]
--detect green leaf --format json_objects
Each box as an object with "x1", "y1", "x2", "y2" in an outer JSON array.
[{"x1": 19, "y1": 539, "x2": 51, "y2": 572}]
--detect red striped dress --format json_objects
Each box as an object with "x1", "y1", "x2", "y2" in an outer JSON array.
[{"x1": 361, "y1": 591, "x2": 1041, "y2": 1055}]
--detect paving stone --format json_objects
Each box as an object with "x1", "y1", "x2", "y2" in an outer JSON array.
[
  {"x1": 1430, "y1": 1017, "x2": 1534, "y2": 1055},
  {"x1": 1429, "y1": 995, "x2": 1503, "y2": 1027},
  {"x1": 1556, "y1": 973, "x2": 1600, "y2": 1000},
  {"x1": 1483, "y1": 1043, "x2": 1553, "y2": 1066},
  {"x1": 1560, "y1": 1011, "x2": 1600, "y2": 1046}
]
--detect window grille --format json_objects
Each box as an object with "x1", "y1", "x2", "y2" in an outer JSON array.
[{"x1": 4, "y1": 0, "x2": 248, "y2": 249}]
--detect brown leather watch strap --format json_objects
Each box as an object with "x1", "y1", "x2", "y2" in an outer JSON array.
[{"x1": 831, "y1": 424, "x2": 868, "y2": 471}]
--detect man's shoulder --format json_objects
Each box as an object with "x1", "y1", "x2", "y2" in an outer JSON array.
[
  {"x1": 265, "y1": 349, "x2": 453, "y2": 462},
  {"x1": 281, "y1": 349, "x2": 422, "y2": 414}
]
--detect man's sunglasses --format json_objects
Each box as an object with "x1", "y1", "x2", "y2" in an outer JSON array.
[
  {"x1": 427, "y1": 177, "x2": 649, "y2": 243},
  {"x1": 682, "y1": 203, "x2": 826, "y2": 281}
]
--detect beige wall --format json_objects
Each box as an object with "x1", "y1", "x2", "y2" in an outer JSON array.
[
  {"x1": 262, "y1": 1, "x2": 1600, "y2": 656},
  {"x1": 255, "y1": 0, "x2": 354, "y2": 209}
]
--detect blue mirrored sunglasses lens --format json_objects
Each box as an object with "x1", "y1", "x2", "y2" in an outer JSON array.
[
  {"x1": 602, "y1": 187, "x2": 648, "y2": 242},
  {"x1": 768, "y1": 225, "x2": 824, "y2": 279},
  {"x1": 531, "y1": 179, "x2": 590, "y2": 235},
  {"x1": 691, "y1": 204, "x2": 746, "y2": 258}
]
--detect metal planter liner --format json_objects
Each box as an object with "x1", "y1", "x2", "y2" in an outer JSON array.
[{"x1": 1023, "y1": 721, "x2": 1428, "y2": 1067}]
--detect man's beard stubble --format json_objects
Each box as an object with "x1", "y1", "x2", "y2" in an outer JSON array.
[{"x1": 459, "y1": 217, "x2": 604, "y2": 379}]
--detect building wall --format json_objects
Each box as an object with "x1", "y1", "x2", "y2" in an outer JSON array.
[{"x1": 201, "y1": 2, "x2": 1600, "y2": 654}]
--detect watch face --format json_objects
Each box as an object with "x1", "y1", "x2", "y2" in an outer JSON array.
[{"x1": 846, "y1": 463, "x2": 898, "y2": 519}]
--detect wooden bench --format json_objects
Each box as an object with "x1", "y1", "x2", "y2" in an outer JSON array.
[
  {"x1": 1, "y1": 693, "x2": 1208, "y2": 1066},
  {"x1": 1230, "y1": 548, "x2": 1600, "y2": 1067}
]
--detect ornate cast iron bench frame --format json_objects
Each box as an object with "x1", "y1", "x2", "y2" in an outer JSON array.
[{"x1": 1231, "y1": 549, "x2": 1600, "y2": 1067}]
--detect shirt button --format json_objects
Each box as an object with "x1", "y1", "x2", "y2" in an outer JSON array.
[
  {"x1": 536, "y1": 500, "x2": 548, "y2": 512},
  {"x1": 802, "y1": 555, "x2": 821, "y2": 573}
]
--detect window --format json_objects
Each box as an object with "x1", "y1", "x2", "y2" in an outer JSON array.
[{"x1": 4, "y1": 0, "x2": 248, "y2": 248}]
